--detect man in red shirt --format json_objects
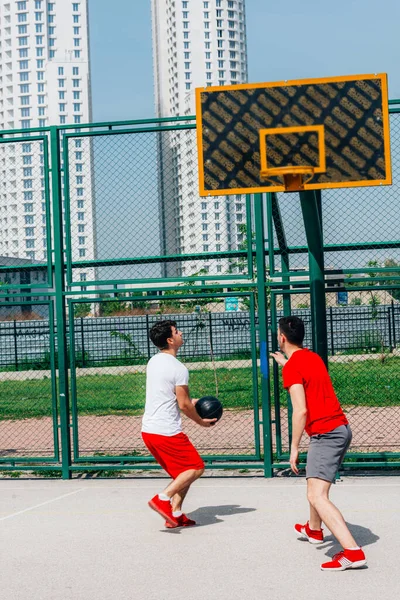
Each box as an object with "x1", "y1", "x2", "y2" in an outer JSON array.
[{"x1": 271, "y1": 316, "x2": 367, "y2": 571}]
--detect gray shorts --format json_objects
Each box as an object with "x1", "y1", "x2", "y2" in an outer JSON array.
[{"x1": 306, "y1": 424, "x2": 352, "y2": 483}]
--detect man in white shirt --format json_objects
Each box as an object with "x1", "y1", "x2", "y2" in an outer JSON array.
[{"x1": 142, "y1": 320, "x2": 216, "y2": 528}]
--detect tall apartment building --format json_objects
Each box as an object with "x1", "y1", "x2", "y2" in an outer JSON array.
[
  {"x1": 0, "y1": 0, "x2": 94, "y2": 289},
  {"x1": 151, "y1": 0, "x2": 248, "y2": 278}
]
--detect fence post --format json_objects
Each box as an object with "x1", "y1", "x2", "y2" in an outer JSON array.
[
  {"x1": 329, "y1": 307, "x2": 335, "y2": 356},
  {"x1": 50, "y1": 126, "x2": 72, "y2": 480},
  {"x1": 392, "y1": 300, "x2": 397, "y2": 348},
  {"x1": 388, "y1": 308, "x2": 393, "y2": 353},
  {"x1": 208, "y1": 311, "x2": 214, "y2": 355},
  {"x1": 146, "y1": 314, "x2": 151, "y2": 359},
  {"x1": 80, "y1": 317, "x2": 86, "y2": 367},
  {"x1": 255, "y1": 193, "x2": 274, "y2": 478},
  {"x1": 299, "y1": 190, "x2": 328, "y2": 367},
  {"x1": 13, "y1": 320, "x2": 18, "y2": 372}
]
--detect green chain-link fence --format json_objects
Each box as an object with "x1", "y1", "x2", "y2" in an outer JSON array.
[{"x1": 0, "y1": 107, "x2": 399, "y2": 477}]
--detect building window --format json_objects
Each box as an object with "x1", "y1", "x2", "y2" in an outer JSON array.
[
  {"x1": 24, "y1": 192, "x2": 33, "y2": 200},
  {"x1": 38, "y1": 95, "x2": 45, "y2": 104},
  {"x1": 60, "y1": 115, "x2": 66, "y2": 124},
  {"x1": 21, "y1": 119, "x2": 31, "y2": 129},
  {"x1": 23, "y1": 156, "x2": 32, "y2": 165},
  {"x1": 185, "y1": 83, "x2": 191, "y2": 89},
  {"x1": 77, "y1": 212, "x2": 85, "y2": 221},
  {"x1": 37, "y1": 71, "x2": 44, "y2": 80},
  {"x1": 78, "y1": 236, "x2": 85, "y2": 245},
  {"x1": 73, "y1": 103, "x2": 81, "y2": 112},
  {"x1": 18, "y1": 25, "x2": 28, "y2": 34},
  {"x1": 73, "y1": 15, "x2": 79, "y2": 23},
  {"x1": 19, "y1": 37, "x2": 28, "y2": 46},
  {"x1": 25, "y1": 227, "x2": 35, "y2": 237},
  {"x1": 72, "y1": 79, "x2": 80, "y2": 87},
  {"x1": 73, "y1": 66, "x2": 79, "y2": 75},
  {"x1": 72, "y1": 3, "x2": 79, "y2": 11},
  {"x1": 22, "y1": 143, "x2": 32, "y2": 153},
  {"x1": 73, "y1": 91, "x2": 80, "y2": 99},
  {"x1": 203, "y1": 245, "x2": 209, "y2": 252},
  {"x1": 79, "y1": 248, "x2": 86, "y2": 257},
  {"x1": 18, "y1": 14, "x2": 27, "y2": 23},
  {"x1": 21, "y1": 95, "x2": 30, "y2": 105},
  {"x1": 77, "y1": 200, "x2": 84, "y2": 208},
  {"x1": 58, "y1": 79, "x2": 65, "y2": 87},
  {"x1": 37, "y1": 48, "x2": 44, "y2": 57},
  {"x1": 74, "y1": 116, "x2": 81, "y2": 124},
  {"x1": 19, "y1": 48, "x2": 29, "y2": 57},
  {"x1": 24, "y1": 203, "x2": 34, "y2": 213},
  {"x1": 39, "y1": 119, "x2": 46, "y2": 127},
  {"x1": 49, "y1": 50, "x2": 56, "y2": 58},
  {"x1": 78, "y1": 224, "x2": 85, "y2": 232},
  {"x1": 74, "y1": 50, "x2": 81, "y2": 58},
  {"x1": 38, "y1": 83, "x2": 45, "y2": 91},
  {"x1": 25, "y1": 215, "x2": 34, "y2": 224},
  {"x1": 74, "y1": 38, "x2": 80, "y2": 47},
  {"x1": 59, "y1": 103, "x2": 66, "y2": 112},
  {"x1": 37, "y1": 59, "x2": 44, "y2": 68},
  {"x1": 59, "y1": 91, "x2": 65, "y2": 99},
  {"x1": 73, "y1": 26, "x2": 80, "y2": 35}
]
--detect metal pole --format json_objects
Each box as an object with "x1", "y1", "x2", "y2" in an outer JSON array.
[
  {"x1": 50, "y1": 126, "x2": 72, "y2": 479},
  {"x1": 80, "y1": 317, "x2": 86, "y2": 367},
  {"x1": 13, "y1": 320, "x2": 18, "y2": 372},
  {"x1": 299, "y1": 190, "x2": 328, "y2": 367},
  {"x1": 254, "y1": 193, "x2": 273, "y2": 478},
  {"x1": 330, "y1": 307, "x2": 335, "y2": 356}
]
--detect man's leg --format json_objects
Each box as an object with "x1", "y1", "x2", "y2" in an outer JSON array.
[
  {"x1": 161, "y1": 467, "x2": 204, "y2": 503},
  {"x1": 307, "y1": 477, "x2": 357, "y2": 548},
  {"x1": 170, "y1": 485, "x2": 190, "y2": 513},
  {"x1": 309, "y1": 503, "x2": 322, "y2": 531}
]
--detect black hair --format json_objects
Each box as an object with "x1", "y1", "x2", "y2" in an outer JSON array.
[
  {"x1": 149, "y1": 320, "x2": 178, "y2": 350},
  {"x1": 278, "y1": 316, "x2": 305, "y2": 346}
]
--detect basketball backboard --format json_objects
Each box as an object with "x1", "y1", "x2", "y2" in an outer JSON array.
[{"x1": 196, "y1": 74, "x2": 391, "y2": 195}]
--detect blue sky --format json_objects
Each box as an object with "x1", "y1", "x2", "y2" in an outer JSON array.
[{"x1": 88, "y1": 0, "x2": 400, "y2": 122}]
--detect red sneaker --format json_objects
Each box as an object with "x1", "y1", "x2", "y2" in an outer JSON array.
[
  {"x1": 321, "y1": 548, "x2": 367, "y2": 571},
  {"x1": 148, "y1": 495, "x2": 177, "y2": 526},
  {"x1": 294, "y1": 521, "x2": 324, "y2": 544},
  {"x1": 165, "y1": 514, "x2": 197, "y2": 529}
]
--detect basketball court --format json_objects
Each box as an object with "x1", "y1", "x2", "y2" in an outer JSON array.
[{"x1": 0, "y1": 475, "x2": 398, "y2": 599}]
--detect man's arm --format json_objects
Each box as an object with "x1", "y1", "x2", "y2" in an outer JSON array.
[
  {"x1": 176, "y1": 386, "x2": 216, "y2": 427},
  {"x1": 288, "y1": 383, "x2": 308, "y2": 474}
]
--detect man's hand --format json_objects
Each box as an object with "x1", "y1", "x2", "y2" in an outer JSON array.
[
  {"x1": 270, "y1": 351, "x2": 288, "y2": 367},
  {"x1": 290, "y1": 447, "x2": 299, "y2": 475},
  {"x1": 200, "y1": 418, "x2": 218, "y2": 427}
]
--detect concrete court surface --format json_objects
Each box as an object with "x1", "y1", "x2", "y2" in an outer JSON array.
[{"x1": 0, "y1": 476, "x2": 399, "y2": 600}]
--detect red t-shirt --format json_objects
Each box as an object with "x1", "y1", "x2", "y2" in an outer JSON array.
[{"x1": 282, "y1": 348, "x2": 348, "y2": 436}]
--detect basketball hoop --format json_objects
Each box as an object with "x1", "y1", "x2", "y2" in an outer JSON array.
[{"x1": 260, "y1": 165, "x2": 316, "y2": 192}]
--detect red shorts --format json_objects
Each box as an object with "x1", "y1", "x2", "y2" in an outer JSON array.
[{"x1": 141, "y1": 431, "x2": 205, "y2": 479}]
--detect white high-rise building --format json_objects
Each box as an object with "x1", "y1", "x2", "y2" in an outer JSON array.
[
  {"x1": 0, "y1": 0, "x2": 94, "y2": 288},
  {"x1": 151, "y1": 0, "x2": 248, "y2": 278}
]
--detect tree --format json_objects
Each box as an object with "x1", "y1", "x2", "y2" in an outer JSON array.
[{"x1": 73, "y1": 303, "x2": 91, "y2": 318}]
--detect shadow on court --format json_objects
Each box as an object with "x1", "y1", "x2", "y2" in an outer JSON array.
[{"x1": 161, "y1": 504, "x2": 256, "y2": 533}]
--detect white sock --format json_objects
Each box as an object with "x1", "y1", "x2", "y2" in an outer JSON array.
[
  {"x1": 158, "y1": 493, "x2": 170, "y2": 501},
  {"x1": 172, "y1": 510, "x2": 183, "y2": 518},
  {"x1": 346, "y1": 547, "x2": 361, "y2": 551}
]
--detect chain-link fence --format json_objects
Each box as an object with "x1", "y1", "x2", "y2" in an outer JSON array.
[
  {"x1": 0, "y1": 110, "x2": 400, "y2": 477},
  {"x1": 68, "y1": 296, "x2": 261, "y2": 461}
]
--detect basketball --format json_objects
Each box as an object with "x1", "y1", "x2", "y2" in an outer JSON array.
[{"x1": 195, "y1": 396, "x2": 223, "y2": 422}]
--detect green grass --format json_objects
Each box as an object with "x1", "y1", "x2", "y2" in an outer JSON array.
[{"x1": 0, "y1": 358, "x2": 399, "y2": 421}]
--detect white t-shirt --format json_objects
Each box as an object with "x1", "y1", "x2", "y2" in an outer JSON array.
[{"x1": 141, "y1": 352, "x2": 189, "y2": 436}]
